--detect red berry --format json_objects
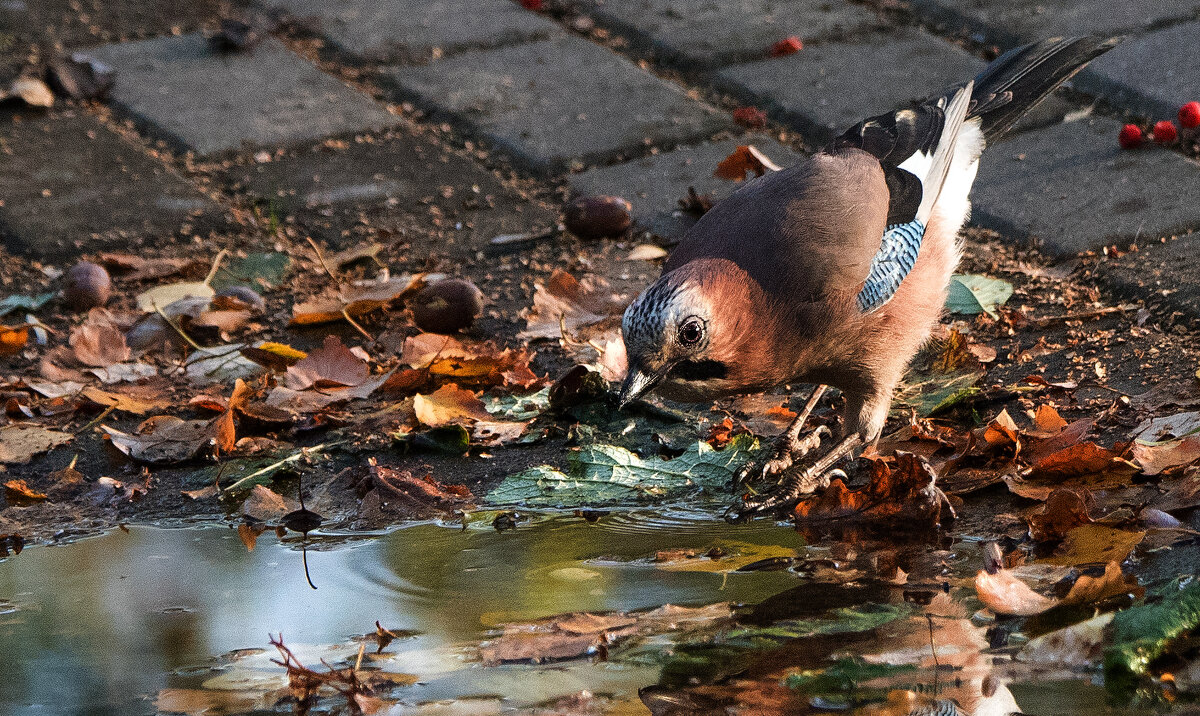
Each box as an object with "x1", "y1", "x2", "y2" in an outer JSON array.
[
  {"x1": 520, "y1": 0, "x2": 542, "y2": 10},
  {"x1": 1118, "y1": 123, "x2": 1143, "y2": 149},
  {"x1": 770, "y1": 36, "x2": 803, "y2": 57},
  {"x1": 1179, "y1": 101, "x2": 1200, "y2": 130},
  {"x1": 1153, "y1": 120, "x2": 1177, "y2": 144},
  {"x1": 732, "y1": 106, "x2": 768, "y2": 128}
]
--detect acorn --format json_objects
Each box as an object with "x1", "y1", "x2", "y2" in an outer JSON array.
[
  {"x1": 63, "y1": 261, "x2": 111, "y2": 311},
  {"x1": 411, "y1": 278, "x2": 484, "y2": 334},
  {"x1": 564, "y1": 195, "x2": 633, "y2": 240}
]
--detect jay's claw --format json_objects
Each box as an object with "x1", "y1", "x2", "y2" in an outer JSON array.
[
  {"x1": 733, "y1": 424, "x2": 830, "y2": 487},
  {"x1": 726, "y1": 433, "x2": 865, "y2": 522}
]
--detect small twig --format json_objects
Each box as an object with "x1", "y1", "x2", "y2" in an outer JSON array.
[
  {"x1": 152, "y1": 301, "x2": 204, "y2": 351},
  {"x1": 307, "y1": 236, "x2": 340, "y2": 284},
  {"x1": 557, "y1": 313, "x2": 586, "y2": 346},
  {"x1": 221, "y1": 440, "x2": 344, "y2": 493},
  {"x1": 203, "y1": 248, "x2": 230, "y2": 286},
  {"x1": 927, "y1": 613, "x2": 940, "y2": 696},
  {"x1": 341, "y1": 307, "x2": 374, "y2": 342},
  {"x1": 1029, "y1": 304, "x2": 1133, "y2": 328},
  {"x1": 76, "y1": 404, "x2": 116, "y2": 435}
]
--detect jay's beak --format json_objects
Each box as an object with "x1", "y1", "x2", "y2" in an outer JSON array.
[{"x1": 618, "y1": 364, "x2": 661, "y2": 409}]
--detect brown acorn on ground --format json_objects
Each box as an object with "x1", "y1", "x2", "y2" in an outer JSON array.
[
  {"x1": 411, "y1": 278, "x2": 484, "y2": 334},
  {"x1": 63, "y1": 262, "x2": 111, "y2": 311},
  {"x1": 564, "y1": 195, "x2": 633, "y2": 240}
]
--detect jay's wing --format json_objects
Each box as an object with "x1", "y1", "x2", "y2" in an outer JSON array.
[{"x1": 833, "y1": 83, "x2": 973, "y2": 312}]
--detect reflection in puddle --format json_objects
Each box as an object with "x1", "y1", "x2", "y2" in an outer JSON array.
[{"x1": 0, "y1": 514, "x2": 1165, "y2": 714}]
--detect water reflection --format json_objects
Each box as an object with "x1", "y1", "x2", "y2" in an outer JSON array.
[{"x1": 0, "y1": 513, "x2": 801, "y2": 714}]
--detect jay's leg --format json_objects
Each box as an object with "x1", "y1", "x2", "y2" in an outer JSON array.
[
  {"x1": 727, "y1": 384, "x2": 891, "y2": 520},
  {"x1": 733, "y1": 385, "x2": 829, "y2": 487}
]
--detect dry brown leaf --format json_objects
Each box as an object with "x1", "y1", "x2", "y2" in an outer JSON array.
[
  {"x1": 4, "y1": 478, "x2": 48, "y2": 503},
  {"x1": 413, "y1": 384, "x2": 491, "y2": 427},
  {"x1": 1030, "y1": 404, "x2": 1069, "y2": 437},
  {"x1": 80, "y1": 386, "x2": 169, "y2": 415},
  {"x1": 713, "y1": 144, "x2": 782, "y2": 181},
  {"x1": 1131, "y1": 435, "x2": 1200, "y2": 476},
  {"x1": 69, "y1": 311, "x2": 131, "y2": 368},
  {"x1": 792, "y1": 452, "x2": 946, "y2": 527},
  {"x1": 0, "y1": 325, "x2": 29, "y2": 356},
  {"x1": 519, "y1": 269, "x2": 626, "y2": 341},
  {"x1": 264, "y1": 370, "x2": 392, "y2": 413},
  {"x1": 284, "y1": 335, "x2": 369, "y2": 390},
  {"x1": 99, "y1": 253, "x2": 201, "y2": 281},
  {"x1": 289, "y1": 273, "x2": 427, "y2": 326},
  {"x1": 1040, "y1": 524, "x2": 1145, "y2": 566},
  {"x1": 1026, "y1": 488, "x2": 1092, "y2": 542},
  {"x1": 1028, "y1": 441, "x2": 1139, "y2": 480},
  {"x1": 0, "y1": 424, "x2": 73, "y2": 464}
]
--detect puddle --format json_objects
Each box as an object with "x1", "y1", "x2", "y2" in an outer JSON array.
[{"x1": 0, "y1": 514, "x2": 1175, "y2": 714}]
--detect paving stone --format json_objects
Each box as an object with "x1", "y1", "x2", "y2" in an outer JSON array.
[
  {"x1": 228, "y1": 133, "x2": 509, "y2": 213},
  {"x1": 582, "y1": 0, "x2": 883, "y2": 68},
  {"x1": 1075, "y1": 22, "x2": 1200, "y2": 121},
  {"x1": 1104, "y1": 234, "x2": 1200, "y2": 324},
  {"x1": 717, "y1": 28, "x2": 985, "y2": 142},
  {"x1": 969, "y1": 117, "x2": 1200, "y2": 257},
  {"x1": 389, "y1": 36, "x2": 733, "y2": 175},
  {"x1": 569, "y1": 137, "x2": 804, "y2": 240},
  {"x1": 0, "y1": 112, "x2": 213, "y2": 259},
  {"x1": 89, "y1": 34, "x2": 398, "y2": 157},
  {"x1": 910, "y1": 0, "x2": 1200, "y2": 49},
  {"x1": 272, "y1": 0, "x2": 563, "y2": 62}
]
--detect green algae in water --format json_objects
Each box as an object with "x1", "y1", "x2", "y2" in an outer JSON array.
[{"x1": 1105, "y1": 578, "x2": 1200, "y2": 691}]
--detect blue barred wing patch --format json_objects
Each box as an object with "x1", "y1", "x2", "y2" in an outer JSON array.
[{"x1": 855, "y1": 220, "x2": 925, "y2": 313}]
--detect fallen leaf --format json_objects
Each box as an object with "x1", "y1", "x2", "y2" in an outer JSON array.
[
  {"x1": 1030, "y1": 404, "x2": 1069, "y2": 437},
  {"x1": 10, "y1": 77, "x2": 54, "y2": 107},
  {"x1": 264, "y1": 370, "x2": 392, "y2": 413},
  {"x1": 1028, "y1": 442, "x2": 1138, "y2": 480},
  {"x1": 242, "y1": 485, "x2": 288, "y2": 521},
  {"x1": 210, "y1": 252, "x2": 291, "y2": 292},
  {"x1": 0, "y1": 325, "x2": 29, "y2": 355},
  {"x1": 88, "y1": 362, "x2": 157, "y2": 384},
  {"x1": 69, "y1": 311, "x2": 131, "y2": 367},
  {"x1": 184, "y1": 344, "x2": 267, "y2": 385},
  {"x1": 0, "y1": 425, "x2": 73, "y2": 464},
  {"x1": 945, "y1": 274, "x2": 1013, "y2": 319},
  {"x1": 80, "y1": 386, "x2": 169, "y2": 415},
  {"x1": 284, "y1": 335, "x2": 369, "y2": 390},
  {"x1": 627, "y1": 244, "x2": 668, "y2": 261},
  {"x1": 713, "y1": 144, "x2": 782, "y2": 182},
  {"x1": 1027, "y1": 488, "x2": 1092, "y2": 542},
  {"x1": 1040, "y1": 524, "x2": 1145, "y2": 566},
  {"x1": 136, "y1": 281, "x2": 214, "y2": 313},
  {"x1": 4, "y1": 479, "x2": 48, "y2": 503},
  {"x1": 1018, "y1": 612, "x2": 1114, "y2": 666},
  {"x1": 519, "y1": 269, "x2": 626, "y2": 341},
  {"x1": 99, "y1": 253, "x2": 199, "y2": 281},
  {"x1": 792, "y1": 452, "x2": 946, "y2": 528},
  {"x1": 102, "y1": 390, "x2": 240, "y2": 465},
  {"x1": 1131, "y1": 435, "x2": 1200, "y2": 476},
  {"x1": 356, "y1": 463, "x2": 473, "y2": 523},
  {"x1": 289, "y1": 273, "x2": 427, "y2": 326},
  {"x1": 413, "y1": 384, "x2": 492, "y2": 427}
]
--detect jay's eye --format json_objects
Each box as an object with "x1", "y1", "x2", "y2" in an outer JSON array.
[{"x1": 677, "y1": 318, "x2": 704, "y2": 347}]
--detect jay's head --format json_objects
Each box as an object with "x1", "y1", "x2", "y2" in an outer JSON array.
[{"x1": 618, "y1": 260, "x2": 761, "y2": 407}]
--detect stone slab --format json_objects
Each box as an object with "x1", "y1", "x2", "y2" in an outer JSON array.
[
  {"x1": 970, "y1": 116, "x2": 1200, "y2": 256},
  {"x1": 583, "y1": 0, "x2": 883, "y2": 68},
  {"x1": 272, "y1": 0, "x2": 563, "y2": 62},
  {"x1": 910, "y1": 0, "x2": 1200, "y2": 49},
  {"x1": 89, "y1": 34, "x2": 399, "y2": 157},
  {"x1": 569, "y1": 136, "x2": 804, "y2": 240},
  {"x1": 227, "y1": 132, "x2": 509, "y2": 213},
  {"x1": 1103, "y1": 234, "x2": 1200, "y2": 325},
  {"x1": 0, "y1": 112, "x2": 213, "y2": 258},
  {"x1": 1075, "y1": 22, "x2": 1200, "y2": 121},
  {"x1": 389, "y1": 36, "x2": 733, "y2": 175},
  {"x1": 718, "y1": 28, "x2": 985, "y2": 142}
]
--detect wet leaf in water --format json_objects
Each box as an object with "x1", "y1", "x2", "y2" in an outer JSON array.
[
  {"x1": 656, "y1": 541, "x2": 797, "y2": 573},
  {"x1": 785, "y1": 657, "x2": 916, "y2": 697},
  {"x1": 485, "y1": 434, "x2": 760, "y2": 508},
  {"x1": 946, "y1": 274, "x2": 1014, "y2": 319},
  {"x1": 1105, "y1": 580, "x2": 1200, "y2": 690},
  {"x1": 1018, "y1": 612, "x2": 1114, "y2": 666},
  {"x1": 1039, "y1": 524, "x2": 1145, "y2": 566},
  {"x1": 237, "y1": 522, "x2": 267, "y2": 551}
]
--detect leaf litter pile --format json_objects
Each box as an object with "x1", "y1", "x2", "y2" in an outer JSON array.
[{"x1": 0, "y1": 139, "x2": 1199, "y2": 715}]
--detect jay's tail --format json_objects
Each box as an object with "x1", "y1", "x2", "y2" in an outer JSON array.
[{"x1": 968, "y1": 36, "x2": 1120, "y2": 141}]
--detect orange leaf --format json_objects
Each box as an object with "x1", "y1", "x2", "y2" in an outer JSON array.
[
  {"x1": 413, "y1": 384, "x2": 491, "y2": 427},
  {"x1": 0, "y1": 325, "x2": 29, "y2": 356},
  {"x1": 4, "y1": 478, "x2": 48, "y2": 502},
  {"x1": 713, "y1": 145, "x2": 782, "y2": 182}
]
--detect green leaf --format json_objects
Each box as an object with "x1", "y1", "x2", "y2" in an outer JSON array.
[
  {"x1": 726, "y1": 603, "x2": 913, "y2": 646},
  {"x1": 485, "y1": 386, "x2": 551, "y2": 421},
  {"x1": 484, "y1": 434, "x2": 761, "y2": 508},
  {"x1": 946, "y1": 274, "x2": 1014, "y2": 319},
  {"x1": 0, "y1": 292, "x2": 55, "y2": 317},
  {"x1": 210, "y1": 252, "x2": 292, "y2": 292},
  {"x1": 1104, "y1": 579, "x2": 1200, "y2": 691},
  {"x1": 785, "y1": 657, "x2": 916, "y2": 697},
  {"x1": 892, "y1": 368, "x2": 984, "y2": 417}
]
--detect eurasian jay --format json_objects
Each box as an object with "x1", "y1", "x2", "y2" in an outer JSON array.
[{"x1": 617, "y1": 36, "x2": 1118, "y2": 518}]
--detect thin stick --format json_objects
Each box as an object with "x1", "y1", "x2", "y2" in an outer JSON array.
[
  {"x1": 76, "y1": 404, "x2": 116, "y2": 434},
  {"x1": 301, "y1": 542, "x2": 317, "y2": 590},
  {"x1": 306, "y1": 236, "x2": 340, "y2": 284},
  {"x1": 152, "y1": 302, "x2": 204, "y2": 351},
  {"x1": 203, "y1": 249, "x2": 230, "y2": 286},
  {"x1": 221, "y1": 440, "x2": 344, "y2": 493},
  {"x1": 341, "y1": 307, "x2": 374, "y2": 342}
]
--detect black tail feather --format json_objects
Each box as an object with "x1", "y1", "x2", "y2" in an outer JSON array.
[{"x1": 968, "y1": 36, "x2": 1120, "y2": 141}]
